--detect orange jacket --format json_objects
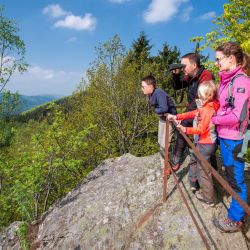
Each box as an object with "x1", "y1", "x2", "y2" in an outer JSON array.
[{"x1": 176, "y1": 100, "x2": 220, "y2": 144}]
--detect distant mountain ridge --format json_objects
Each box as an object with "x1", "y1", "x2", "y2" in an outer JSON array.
[
  {"x1": 19, "y1": 94, "x2": 62, "y2": 112},
  {"x1": 17, "y1": 94, "x2": 74, "y2": 123}
]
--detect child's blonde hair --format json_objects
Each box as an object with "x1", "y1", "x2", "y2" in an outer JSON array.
[{"x1": 198, "y1": 80, "x2": 218, "y2": 102}]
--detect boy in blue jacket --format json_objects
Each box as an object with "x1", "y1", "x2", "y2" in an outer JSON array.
[{"x1": 141, "y1": 75, "x2": 177, "y2": 174}]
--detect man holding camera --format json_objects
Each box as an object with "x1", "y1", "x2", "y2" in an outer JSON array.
[{"x1": 169, "y1": 53, "x2": 214, "y2": 172}]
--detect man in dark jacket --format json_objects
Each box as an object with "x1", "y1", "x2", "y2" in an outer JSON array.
[{"x1": 170, "y1": 53, "x2": 214, "y2": 171}]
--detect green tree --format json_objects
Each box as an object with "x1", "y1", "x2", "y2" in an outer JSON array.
[
  {"x1": 191, "y1": 0, "x2": 250, "y2": 161},
  {"x1": 128, "y1": 32, "x2": 153, "y2": 71},
  {"x1": 0, "y1": 105, "x2": 93, "y2": 228},
  {"x1": 153, "y1": 43, "x2": 180, "y2": 94},
  {"x1": 82, "y1": 35, "x2": 158, "y2": 156},
  {"x1": 191, "y1": 0, "x2": 250, "y2": 54},
  {"x1": 93, "y1": 34, "x2": 126, "y2": 78},
  {"x1": 193, "y1": 42, "x2": 209, "y2": 65},
  {"x1": 0, "y1": 91, "x2": 21, "y2": 147},
  {"x1": 155, "y1": 43, "x2": 180, "y2": 70},
  {"x1": 0, "y1": 6, "x2": 27, "y2": 92}
]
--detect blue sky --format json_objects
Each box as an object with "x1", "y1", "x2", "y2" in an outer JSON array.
[{"x1": 1, "y1": 0, "x2": 227, "y2": 96}]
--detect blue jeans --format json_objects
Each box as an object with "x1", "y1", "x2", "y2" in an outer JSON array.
[{"x1": 219, "y1": 137, "x2": 247, "y2": 222}]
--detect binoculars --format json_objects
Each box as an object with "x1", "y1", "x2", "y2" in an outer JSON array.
[{"x1": 168, "y1": 63, "x2": 186, "y2": 72}]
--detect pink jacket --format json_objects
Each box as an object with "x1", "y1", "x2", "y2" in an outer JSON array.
[{"x1": 212, "y1": 66, "x2": 250, "y2": 140}]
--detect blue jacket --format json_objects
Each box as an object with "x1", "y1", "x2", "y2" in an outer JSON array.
[{"x1": 149, "y1": 88, "x2": 177, "y2": 118}]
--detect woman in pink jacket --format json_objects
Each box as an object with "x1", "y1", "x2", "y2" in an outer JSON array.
[{"x1": 212, "y1": 42, "x2": 250, "y2": 233}]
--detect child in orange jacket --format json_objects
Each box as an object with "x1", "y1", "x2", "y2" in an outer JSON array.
[{"x1": 168, "y1": 80, "x2": 219, "y2": 206}]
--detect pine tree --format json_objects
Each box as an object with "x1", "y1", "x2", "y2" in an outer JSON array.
[{"x1": 128, "y1": 32, "x2": 153, "y2": 70}]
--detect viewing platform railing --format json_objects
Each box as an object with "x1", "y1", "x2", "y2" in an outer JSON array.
[{"x1": 162, "y1": 117, "x2": 250, "y2": 249}]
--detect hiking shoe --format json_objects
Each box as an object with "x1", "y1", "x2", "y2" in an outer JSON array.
[
  {"x1": 214, "y1": 217, "x2": 242, "y2": 233},
  {"x1": 195, "y1": 191, "x2": 215, "y2": 207}
]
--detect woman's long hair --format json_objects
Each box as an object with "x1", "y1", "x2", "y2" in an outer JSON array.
[{"x1": 216, "y1": 41, "x2": 250, "y2": 76}]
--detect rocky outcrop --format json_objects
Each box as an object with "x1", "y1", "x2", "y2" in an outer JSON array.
[
  {"x1": 1, "y1": 153, "x2": 250, "y2": 249},
  {"x1": 0, "y1": 222, "x2": 21, "y2": 250}
]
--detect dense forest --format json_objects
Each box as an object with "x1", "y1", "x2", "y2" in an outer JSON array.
[{"x1": 0, "y1": 0, "x2": 249, "y2": 231}]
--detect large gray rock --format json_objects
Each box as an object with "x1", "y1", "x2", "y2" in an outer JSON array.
[
  {"x1": 1, "y1": 153, "x2": 250, "y2": 249},
  {"x1": 0, "y1": 222, "x2": 21, "y2": 250}
]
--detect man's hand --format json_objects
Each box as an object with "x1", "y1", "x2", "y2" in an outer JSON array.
[{"x1": 172, "y1": 69, "x2": 181, "y2": 74}]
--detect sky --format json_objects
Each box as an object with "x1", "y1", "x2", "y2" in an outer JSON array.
[{"x1": 1, "y1": 0, "x2": 227, "y2": 96}]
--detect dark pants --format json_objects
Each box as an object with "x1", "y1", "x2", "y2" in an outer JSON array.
[
  {"x1": 173, "y1": 118, "x2": 218, "y2": 169},
  {"x1": 189, "y1": 143, "x2": 216, "y2": 202}
]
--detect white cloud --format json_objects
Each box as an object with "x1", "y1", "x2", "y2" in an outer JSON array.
[
  {"x1": 143, "y1": 0, "x2": 189, "y2": 24},
  {"x1": 199, "y1": 11, "x2": 216, "y2": 20},
  {"x1": 43, "y1": 4, "x2": 97, "y2": 31},
  {"x1": 180, "y1": 6, "x2": 193, "y2": 22},
  {"x1": 54, "y1": 13, "x2": 97, "y2": 31},
  {"x1": 42, "y1": 4, "x2": 70, "y2": 18},
  {"x1": 109, "y1": 0, "x2": 129, "y2": 3},
  {"x1": 8, "y1": 66, "x2": 83, "y2": 96}
]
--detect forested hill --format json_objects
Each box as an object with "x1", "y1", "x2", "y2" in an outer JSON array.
[
  {"x1": 19, "y1": 94, "x2": 61, "y2": 112},
  {"x1": 17, "y1": 94, "x2": 76, "y2": 122},
  {"x1": 0, "y1": 93, "x2": 60, "y2": 113}
]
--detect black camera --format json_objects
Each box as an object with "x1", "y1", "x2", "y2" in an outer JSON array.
[{"x1": 168, "y1": 63, "x2": 186, "y2": 72}]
